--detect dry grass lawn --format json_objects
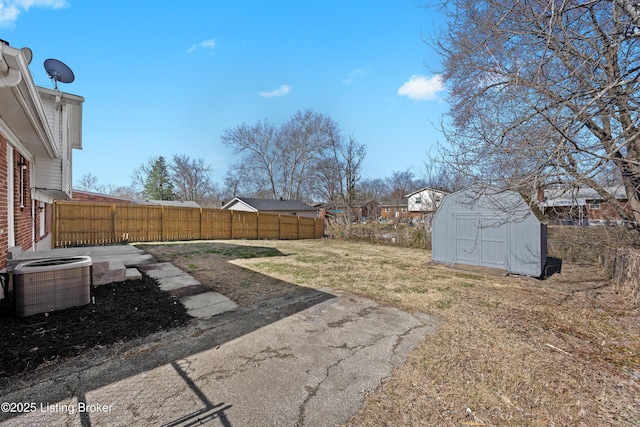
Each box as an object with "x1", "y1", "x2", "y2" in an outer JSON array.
[{"x1": 146, "y1": 238, "x2": 640, "y2": 426}]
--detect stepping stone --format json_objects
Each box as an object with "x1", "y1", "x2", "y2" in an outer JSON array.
[
  {"x1": 93, "y1": 261, "x2": 126, "y2": 285},
  {"x1": 157, "y1": 275, "x2": 201, "y2": 291},
  {"x1": 180, "y1": 292, "x2": 238, "y2": 319},
  {"x1": 167, "y1": 284, "x2": 210, "y2": 299},
  {"x1": 139, "y1": 262, "x2": 187, "y2": 279},
  {"x1": 125, "y1": 267, "x2": 142, "y2": 281}
]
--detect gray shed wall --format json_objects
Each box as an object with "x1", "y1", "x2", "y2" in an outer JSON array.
[{"x1": 432, "y1": 188, "x2": 547, "y2": 277}]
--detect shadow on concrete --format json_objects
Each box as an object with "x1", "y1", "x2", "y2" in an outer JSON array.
[
  {"x1": 161, "y1": 361, "x2": 233, "y2": 427},
  {"x1": 0, "y1": 243, "x2": 335, "y2": 426}
]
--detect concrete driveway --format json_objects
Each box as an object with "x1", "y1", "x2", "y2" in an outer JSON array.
[{"x1": 1, "y1": 250, "x2": 437, "y2": 426}]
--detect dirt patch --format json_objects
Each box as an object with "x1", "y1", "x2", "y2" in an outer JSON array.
[
  {"x1": 137, "y1": 241, "x2": 303, "y2": 307},
  {"x1": 0, "y1": 275, "x2": 192, "y2": 380}
]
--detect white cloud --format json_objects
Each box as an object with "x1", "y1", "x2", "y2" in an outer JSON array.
[
  {"x1": 258, "y1": 84, "x2": 291, "y2": 98},
  {"x1": 397, "y1": 74, "x2": 445, "y2": 101},
  {"x1": 0, "y1": 0, "x2": 67, "y2": 27},
  {"x1": 187, "y1": 38, "x2": 216, "y2": 53}
]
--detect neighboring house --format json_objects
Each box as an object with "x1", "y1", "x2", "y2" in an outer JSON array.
[
  {"x1": 221, "y1": 197, "x2": 319, "y2": 218},
  {"x1": 323, "y1": 203, "x2": 364, "y2": 223},
  {"x1": 0, "y1": 40, "x2": 84, "y2": 271},
  {"x1": 379, "y1": 200, "x2": 417, "y2": 221},
  {"x1": 405, "y1": 187, "x2": 449, "y2": 212},
  {"x1": 538, "y1": 184, "x2": 630, "y2": 225}
]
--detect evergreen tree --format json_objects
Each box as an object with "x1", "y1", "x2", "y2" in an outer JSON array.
[{"x1": 143, "y1": 156, "x2": 175, "y2": 200}]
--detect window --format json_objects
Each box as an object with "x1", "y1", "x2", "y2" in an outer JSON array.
[
  {"x1": 415, "y1": 197, "x2": 422, "y2": 204},
  {"x1": 385, "y1": 207, "x2": 390, "y2": 212},
  {"x1": 401, "y1": 207, "x2": 407, "y2": 213},
  {"x1": 589, "y1": 201, "x2": 601, "y2": 210}
]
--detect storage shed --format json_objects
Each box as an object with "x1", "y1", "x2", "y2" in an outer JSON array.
[{"x1": 432, "y1": 187, "x2": 547, "y2": 277}]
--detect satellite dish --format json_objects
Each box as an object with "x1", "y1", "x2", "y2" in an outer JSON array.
[
  {"x1": 44, "y1": 58, "x2": 74, "y2": 89},
  {"x1": 20, "y1": 47, "x2": 32, "y2": 65}
]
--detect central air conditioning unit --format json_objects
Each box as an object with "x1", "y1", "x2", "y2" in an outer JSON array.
[{"x1": 13, "y1": 256, "x2": 92, "y2": 317}]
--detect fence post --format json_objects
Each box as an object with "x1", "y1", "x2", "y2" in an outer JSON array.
[
  {"x1": 112, "y1": 204, "x2": 117, "y2": 244},
  {"x1": 161, "y1": 206, "x2": 166, "y2": 241},
  {"x1": 231, "y1": 211, "x2": 235, "y2": 240},
  {"x1": 52, "y1": 201, "x2": 58, "y2": 248}
]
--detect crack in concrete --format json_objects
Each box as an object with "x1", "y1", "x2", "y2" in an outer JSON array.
[
  {"x1": 391, "y1": 322, "x2": 426, "y2": 355},
  {"x1": 326, "y1": 306, "x2": 376, "y2": 328},
  {"x1": 238, "y1": 346, "x2": 296, "y2": 366},
  {"x1": 297, "y1": 331, "x2": 401, "y2": 427},
  {"x1": 194, "y1": 346, "x2": 295, "y2": 383},
  {"x1": 296, "y1": 315, "x2": 435, "y2": 427}
]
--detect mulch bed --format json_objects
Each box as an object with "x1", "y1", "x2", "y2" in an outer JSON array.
[{"x1": 0, "y1": 275, "x2": 193, "y2": 379}]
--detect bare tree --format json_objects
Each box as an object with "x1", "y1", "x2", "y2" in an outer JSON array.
[
  {"x1": 386, "y1": 169, "x2": 419, "y2": 201},
  {"x1": 170, "y1": 154, "x2": 215, "y2": 204},
  {"x1": 221, "y1": 119, "x2": 279, "y2": 198},
  {"x1": 422, "y1": 157, "x2": 469, "y2": 192},
  {"x1": 130, "y1": 157, "x2": 154, "y2": 195},
  {"x1": 75, "y1": 173, "x2": 103, "y2": 192},
  {"x1": 434, "y1": 0, "x2": 640, "y2": 227},
  {"x1": 278, "y1": 110, "x2": 339, "y2": 199},
  {"x1": 358, "y1": 178, "x2": 389, "y2": 202},
  {"x1": 222, "y1": 109, "x2": 341, "y2": 200},
  {"x1": 317, "y1": 134, "x2": 367, "y2": 230},
  {"x1": 104, "y1": 185, "x2": 138, "y2": 199}
]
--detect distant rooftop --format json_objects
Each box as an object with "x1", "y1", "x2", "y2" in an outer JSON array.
[{"x1": 222, "y1": 197, "x2": 317, "y2": 211}]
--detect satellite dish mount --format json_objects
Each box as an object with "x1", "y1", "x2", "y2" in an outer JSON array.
[{"x1": 44, "y1": 58, "x2": 74, "y2": 90}]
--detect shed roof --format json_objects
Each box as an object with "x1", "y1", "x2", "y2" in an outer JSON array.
[{"x1": 438, "y1": 186, "x2": 547, "y2": 223}]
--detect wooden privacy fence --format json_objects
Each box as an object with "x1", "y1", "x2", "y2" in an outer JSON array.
[{"x1": 52, "y1": 202, "x2": 325, "y2": 248}]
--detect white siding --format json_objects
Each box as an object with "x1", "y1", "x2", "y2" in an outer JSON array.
[
  {"x1": 407, "y1": 189, "x2": 446, "y2": 212},
  {"x1": 36, "y1": 90, "x2": 82, "y2": 198},
  {"x1": 39, "y1": 94, "x2": 62, "y2": 155},
  {"x1": 34, "y1": 157, "x2": 63, "y2": 190},
  {"x1": 226, "y1": 202, "x2": 256, "y2": 212}
]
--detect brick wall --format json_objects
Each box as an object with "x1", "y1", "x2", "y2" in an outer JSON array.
[
  {"x1": 585, "y1": 199, "x2": 631, "y2": 222},
  {"x1": 13, "y1": 150, "x2": 32, "y2": 253},
  {"x1": 0, "y1": 135, "x2": 7, "y2": 270}
]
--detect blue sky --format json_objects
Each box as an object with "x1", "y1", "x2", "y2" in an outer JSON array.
[{"x1": 2, "y1": 0, "x2": 448, "y2": 189}]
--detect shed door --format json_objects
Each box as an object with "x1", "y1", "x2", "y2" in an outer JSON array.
[
  {"x1": 454, "y1": 215, "x2": 507, "y2": 269},
  {"x1": 455, "y1": 215, "x2": 481, "y2": 264}
]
